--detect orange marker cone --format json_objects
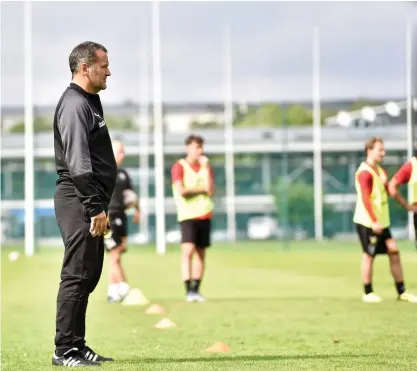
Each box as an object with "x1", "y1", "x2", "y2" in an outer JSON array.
[
  {"x1": 145, "y1": 304, "x2": 166, "y2": 314},
  {"x1": 206, "y1": 342, "x2": 232, "y2": 353}
]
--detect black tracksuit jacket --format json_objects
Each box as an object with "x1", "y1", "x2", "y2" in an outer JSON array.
[{"x1": 53, "y1": 83, "x2": 117, "y2": 217}]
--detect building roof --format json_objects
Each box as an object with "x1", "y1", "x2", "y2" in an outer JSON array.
[
  {"x1": 1, "y1": 99, "x2": 397, "y2": 118},
  {"x1": 325, "y1": 100, "x2": 417, "y2": 127},
  {"x1": 1, "y1": 124, "x2": 415, "y2": 158}
]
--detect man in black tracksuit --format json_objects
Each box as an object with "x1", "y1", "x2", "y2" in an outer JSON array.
[{"x1": 52, "y1": 41, "x2": 117, "y2": 367}]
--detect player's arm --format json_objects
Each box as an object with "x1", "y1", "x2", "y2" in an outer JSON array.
[
  {"x1": 171, "y1": 162, "x2": 208, "y2": 198},
  {"x1": 198, "y1": 155, "x2": 215, "y2": 196},
  {"x1": 358, "y1": 170, "x2": 381, "y2": 232},
  {"x1": 123, "y1": 170, "x2": 140, "y2": 224},
  {"x1": 58, "y1": 98, "x2": 103, "y2": 217},
  {"x1": 207, "y1": 165, "x2": 216, "y2": 197},
  {"x1": 124, "y1": 170, "x2": 140, "y2": 211},
  {"x1": 388, "y1": 162, "x2": 414, "y2": 211}
]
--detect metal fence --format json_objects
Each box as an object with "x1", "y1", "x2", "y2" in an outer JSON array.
[{"x1": 1, "y1": 1, "x2": 416, "y2": 254}]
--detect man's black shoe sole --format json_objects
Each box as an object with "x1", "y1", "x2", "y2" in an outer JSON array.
[{"x1": 52, "y1": 358, "x2": 101, "y2": 367}]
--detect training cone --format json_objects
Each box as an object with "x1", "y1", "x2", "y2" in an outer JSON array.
[
  {"x1": 8, "y1": 251, "x2": 20, "y2": 262},
  {"x1": 145, "y1": 304, "x2": 166, "y2": 314},
  {"x1": 153, "y1": 317, "x2": 177, "y2": 329},
  {"x1": 121, "y1": 288, "x2": 149, "y2": 306},
  {"x1": 206, "y1": 342, "x2": 232, "y2": 353}
]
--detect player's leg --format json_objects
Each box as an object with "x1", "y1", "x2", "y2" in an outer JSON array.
[
  {"x1": 355, "y1": 223, "x2": 381, "y2": 303},
  {"x1": 361, "y1": 253, "x2": 375, "y2": 297},
  {"x1": 104, "y1": 223, "x2": 124, "y2": 302},
  {"x1": 118, "y1": 236, "x2": 130, "y2": 299},
  {"x1": 180, "y1": 220, "x2": 197, "y2": 301},
  {"x1": 191, "y1": 248, "x2": 205, "y2": 301},
  {"x1": 190, "y1": 219, "x2": 211, "y2": 302},
  {"x1": 384, "y1": 231, "x2": 417, "y2": 303},
  {"x1": 182, "y1": 243, "x2": 196, "y2": 301},
  {"x1": 386, "y1": 239, "x2": 406, "y2": 296},
  {"x1": 110, "y1": 212, "x2": 130, "y2": 299},
  {"x1": 107, "y1": 247, "x2": 124, "y2": 302},
  {"x1": 383, "y1": 233, "x2": 404, "y2": 292}
]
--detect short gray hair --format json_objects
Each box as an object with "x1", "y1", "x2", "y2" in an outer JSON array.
[{"x1": 69, "y1": 41, "x2": 108, "y2": 75}]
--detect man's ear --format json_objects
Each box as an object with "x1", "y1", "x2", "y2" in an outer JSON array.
[{"x1": 80, "y1": 62, "x2": 90, "y2": 76}]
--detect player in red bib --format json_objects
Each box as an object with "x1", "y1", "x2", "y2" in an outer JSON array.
[{"x1": 171, "y1": 135, "x2": 215, "y2": 302}]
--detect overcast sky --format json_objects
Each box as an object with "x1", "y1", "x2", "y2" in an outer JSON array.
[{"x1": 1, "y1": 1, "x2": 416, "y2": 106}]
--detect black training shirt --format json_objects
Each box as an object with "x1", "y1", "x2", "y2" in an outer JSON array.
[
  {"x1": 108, "y1": 168, "x2": 135, "y2": 213},
  {"x1": 53, "y1": 83, "x2": 117, "y2": 217}
]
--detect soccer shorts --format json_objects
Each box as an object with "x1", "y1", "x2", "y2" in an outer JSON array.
[
  {"x1": 180, "y1": 218, "x2": 211, "y2": 249},
  {"x1": 104, "y1": 211, "x2": 127, "y2": 251},
  {"x1": 355, "y1": 223, "x2": 392, "y2": 257}
]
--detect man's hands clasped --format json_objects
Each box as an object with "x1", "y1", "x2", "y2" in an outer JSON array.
[{"x1": 90, "y1": 211, "x2": 108, "y2": 237}]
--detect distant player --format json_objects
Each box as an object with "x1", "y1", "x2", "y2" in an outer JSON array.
[
  {"x1": 171, "y1": 135, "x2": 215, "y2": 302},
  {"x1": 353, "y1": 136, "x2": 417, "y2": 303},
  {"x1": 388, "y1": 155, "x2": 417, "y2": 248},
  {"x1": 105, "y1": 140, "x2": 140, "y2": 302}
]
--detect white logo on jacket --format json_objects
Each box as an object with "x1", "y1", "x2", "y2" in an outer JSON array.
[{"x1": 93, "y1": 112, "x2": 106, "y2": 128}]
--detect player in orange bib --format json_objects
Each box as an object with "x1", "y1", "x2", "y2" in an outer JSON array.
[
  {"x1": 353, "y1": 137, "x2": 417, "y2": 303},
  {"x1": 171, "y1": 135, "x2": 215, "y2": 302},
  {"x1": 388, "y1": 155, "x2": 417, "y2": 249}
]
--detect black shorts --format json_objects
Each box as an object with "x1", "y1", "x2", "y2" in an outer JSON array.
[
  {"x1": 104, "y1": 211, "x2": 127, "y2": 251},
  {"x1": 355, "y1": 223, "x2": 392, "y2": 256},
  {"x1": 180, "y1": 218, "x2": 211, "y2": 249}
]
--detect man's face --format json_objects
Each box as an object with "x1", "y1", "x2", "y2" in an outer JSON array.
[
  {"x1": 187, "y1": 141, "x2": 203, "y2": 162},
  {"x1": 369, "y1": 141, "x2": 385, "y2": 163},
  {"x1": 87, "y1": 50, "x2": 111, "y2": 93}
]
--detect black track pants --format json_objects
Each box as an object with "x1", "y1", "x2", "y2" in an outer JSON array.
[{"x1": 54, "y1": 184, "x2": 104, "y2": 351}]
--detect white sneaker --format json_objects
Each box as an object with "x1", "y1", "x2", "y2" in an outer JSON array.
[
  {"x1": 362, "y1": 292, "x2": 382, "y2": 303},
  {"x1": 186, "y1": 292, "x2": 205, "y2": 303},
  {"x1": 107, "y1": 295, "x2": 121, "y2": 303},
  {"x1": 193, "y1": 293, "x2": 205, "y2": 302},
  {"x1": 186, "y1": 293, "x2": 196, "y2": 302},
  {"x1": 398, "y1": 292, "x2": 417, "y2": 303},
  {"x1": 119, "y1": 282, "x2": 130, "y2": 299}
]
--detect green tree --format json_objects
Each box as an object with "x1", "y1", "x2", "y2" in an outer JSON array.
[
  {"x1": 9, "y1": 117, "x2": 52, "y2": 133},
  {"x1": 349, "y1": 99, "x2": 379, "y2": 111},
  {"x1": 321, "y1": 108, "x2": 338, "y2": 124},
  {"x1": 231, "y1": 103, "x2": 346, "y2": 127},
  {"x1": 104, "y1": 115, "x2": 136, "y2": 130},
  {"x1": 286, "y1": 104, "x2": 313, "y2": 126},
  {"x1": 273, "y1": 177, "x2": 335, "y2": 236},
  {"x1": 8, "y1": 114, "x2": 138, "y2": 133},
  {"x1": 232, "y1": 105, "x2": 247, "y2": 126},
  {"x1": 189, "y1": 120, "x2": 221, "y2": 129},
  {"x1": 235, "y1": 104, "x2": 283, "y2": 127}
]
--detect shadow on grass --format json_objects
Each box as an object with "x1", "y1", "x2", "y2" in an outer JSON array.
[{"x1": 115, "y1": 353, "x2": 373, "y2": 364}]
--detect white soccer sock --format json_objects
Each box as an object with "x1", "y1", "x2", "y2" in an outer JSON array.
[
  {"x1": 119, "y1": 282, "x2": 130, "y2": 297},
  {"x1": 108, "y1": 283, "x2": 120, "y2": 299}
]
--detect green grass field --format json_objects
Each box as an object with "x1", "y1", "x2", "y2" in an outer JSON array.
[{"x1": 2, "y1": 240, "x2": 417, "y2": 371}]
